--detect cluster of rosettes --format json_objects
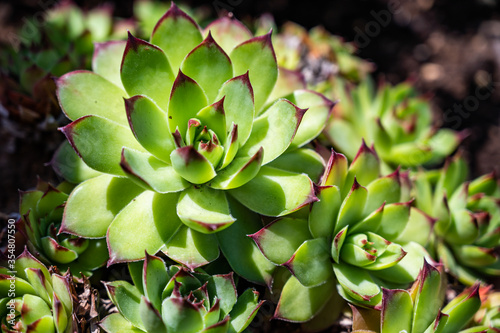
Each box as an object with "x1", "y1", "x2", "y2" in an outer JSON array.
[
  {"x1": 101, "y1": 252, "x2": 263, "y2": 333},
  {"x1": 6, "y1": 1, "x2": 500, "y2": 333}
]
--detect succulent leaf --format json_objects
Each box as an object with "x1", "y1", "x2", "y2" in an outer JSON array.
[
  {"x1": 151, "y1": 3, "x2": 203, "y2": 71},
  {"x1": 57, "y1": 70, "x2": 129, "y2": 125},
  {"x1": 107, "y1": 191, "x2": 182, "y2": 264},
  {"x1": 121, "y1": 33, "x2": 174, "y2": 110},
  {"x1": 230, "y1": 32, "x2": 277, "y2": 112},
  {"x1": 176, "y1": 186, "x2": 235, "y2": 233}
]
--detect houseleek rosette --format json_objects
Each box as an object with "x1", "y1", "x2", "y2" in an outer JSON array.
[
  {"x1": 53, "y1": 4, "x2": 333, "y2": 280},
  {"x1": 19, "y1": 179, "x2": 108, "y2": 276},
  {"x1": 0, "y1": 249, "x2": 76, "y2": 333},
  {"x1": 0, "y1": 1, "x2": 131, "y2": 127},
  {"x1": 414, "y1": 153, "x2": 500, "y2": 285},
  {"x1": 100, "y1": 252, "x2": 264, "y2": 333},
  {"x1": 323, "y1": 78, "x2": 462, "y2": 170},
  {"x1": 351, "y1": 261, "x2": 486, "y2": 333},
  {"x1": 250, "y1": 143, "x2": 434, "y2": 323}
]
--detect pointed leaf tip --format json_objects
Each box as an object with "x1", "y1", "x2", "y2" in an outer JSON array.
[{"x1": 353, "y1": 139, "x2": 377, "y2": 163}]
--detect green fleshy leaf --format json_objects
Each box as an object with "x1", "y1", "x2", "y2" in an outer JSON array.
[
  {"x1": 203, "y1": 273, "x2": 236, "y2": 317},
  {"x1": 322, "y1": 150, "x2": 348, "y2": 188},
  {"x1": 165, "y1": 225, "x2": 220, "y2": 269},
  {"x1": 452, "y1": 245, "x2": 497, "y2": 267},
  {"x1": 444, "y1": 210, "x2": 478, "y2": 245},
  {"x1": 230, "y1": 166, "x2": 316, "y2": 216},
  {"x1": 395, "y1": 207, "x2": 434, "y2": 246},
  {"x1": 121, "y1": 33, "x2": 174, "y2": 110},
  {"x1": 412, "y1": 262, "x2": 446, "y2": 333},
  {"x1": 309, "y1": 185, "x2": 341, "y2": 239},
  {"x1": 381, "y1": 289, "x2": 412, "y2": 333},
  {"x1": 170, "y1": 146, "x2": 217, "y2": 184},
  {"x1": 108, "y1": 191, "x2": 182, "y2": 264},
  {"x1": 121, "y1": 148, "x2": 189, "y2": 193},
  {"x1": 287, "y1": 90, "x2": 334, "y2": 149},
  {"x1": 274, "y1": 275, "x2": 336, "y2": 322},
  {"x1": 440, "y1": 285, "x2": 481, "y2": 333},
  {"x1": 238, "y1": 99, "x2": 305, "y2": 165},
  {"x1": 216, "y1": 197, "x2": 276, "y2": 286},
  {"x1": 52, "y1": 293, "x2": 68, "y2": 333},
  {"x1": 181, "y1": 33, "x2": 233, "y2": 102},
  {"x1": 161, "y1": 297, "x2": 204, "y2": 333},
  {"x1": 364, "y1": 241, "x2": 406, "y2": 270},
  {"x1": 25, "y1": 316, "x2": 56, "y2": 333},
  {"x1": 228, "y1": 289, "x2": 263, "y2": 333},
  {"x1": 15, "y1": 249, "x2": 50, "y2": 282},
  {"x1": 177, "y1": 186, "x2": 235, "y2": 233},
  {"x1": 40, "y1": 237, "x2": 78, "y2": 264},
  {"x1": 344, "y1": 143, "x2": 380, "y2": 196},
  {"x1": 125, "y1": 95, "x2": 176, "y2": 163},
  {"x1": 300, "y1": 286, "x2": 344, "y2": 332},
  {"x1": 204, "y1": 17, "x2": 253, "y2": 54},
  {"x1": 20, "y1": 294, "x2": 51, "y2": 326},
  {"x1": 25, "y1": 268, "x2": 53, "y2": 304},
  {"x1": 151, "y1": 3, "x2": 202, "y2": 72},
  {"x1": 376, "y1": 202, "x2": 411, "y2": 241},
  {"x1": 349, "y1": 204, "x2": 385, "y2": 235},
  {"x1": 196, "y1": 98, "x2": 226, "y2": 144},
  {"x1": 100, "y1": 313, "x2": 144, "y2": 333},
  {"x1": 230, "y1": 32, "x2": 277, "y2": 112},
  {"x1": 333, "y1": 264, "x2": 381, "y2": 304},
  {"x1": 105, "y1": 281, "x2": 145, "y2": 330},
  {"x1": 428, "y1": 129, "x2": 460, "y2": 160},
  {"x1": 373, "y1": 241, "x2": 427, "y2": 285},
  {"x1": 61, "y1": 175, "x2": 144, "y2": 238},
  {"x1": 285, "y1": 238, "x2": 333, "y2": 287},
  {"x1": 364, "y1": 170, "x2": 401, "y2": 214},
  {"x1": 51, "y1": 141, "x2": 101, "y2": 184},
  {"x1": 331, "y1": 226, "x2": 348, "y2": 264},
  {"x1": 57, "y1": 70, "x2": 128, "y2": 125},
  {"x1": 51, "y1": 274, "x2": 72, "y2": 316},
  {"x1": 325, "y1": 119, "x2": 362, "y2": 161},
  {"x1": 143, "y1": 253, "x2": 169, "y2": 311},
  {"x1": 60, "y1": 115, "x2": 145, "y2": 176},
  {"x1": 67, "y1": 239, "x2": 108, "y2": 272},
  {"x1": 250, "y1": 217, "x2": 309, "y2": 265},
  {"x1": 268, "y1": 148, "x2": 325, "y2": 183},
  {"x1": 139, "y1": 297, "x2": 167, "y2": 333},
  {"x1": 335, "y1": 179, "x2": 368, "y2": 234},
  {"x1": 209, "y1": 148, "x2": 263, "y2": 190},
  {"x1": 215, "y1": 72, "x2": 255, "y2": 148},
  {"x1": 92, "y1": 41, "x2": 127, "y2": 89},
  {"x1": 167, "y1": 71, "x2": 208, "y2": 135}
]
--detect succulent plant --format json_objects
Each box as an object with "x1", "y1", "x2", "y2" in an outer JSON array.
[
  {"x1": 413, "y1": 153, "x2": 500, "y2": 285},
  {"x1": 255, "y1": 16, "x2": 372, "y2": 86},
  {"x1": 351, "y1": 262, "x2": 485, "y2": 333},
  {"x1": 54, "y1": 3, "x2": 333, "y2": 275},
  {"x1": 0, "y1": 248, "x2": 76, "y2": 332},
  {"x1": 250, "y1": 143, "x2": 433, "y2": 323},
  {"x1": 323, "y1": 78, "x2": 462, "y2": 171},
  {"x1": 19, "y1": 179, "x2": 108, "y2": 276},
  {"x1": 0, "y1": 1, "x2": 132, "y2": 128},
  {"x1": 100, "y1": 252, "x2": 264, "y2": 333}
]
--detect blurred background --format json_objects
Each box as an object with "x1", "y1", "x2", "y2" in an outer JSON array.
[{"x1": 1, "y1": 0, "x2": 500, "y2": 214}]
